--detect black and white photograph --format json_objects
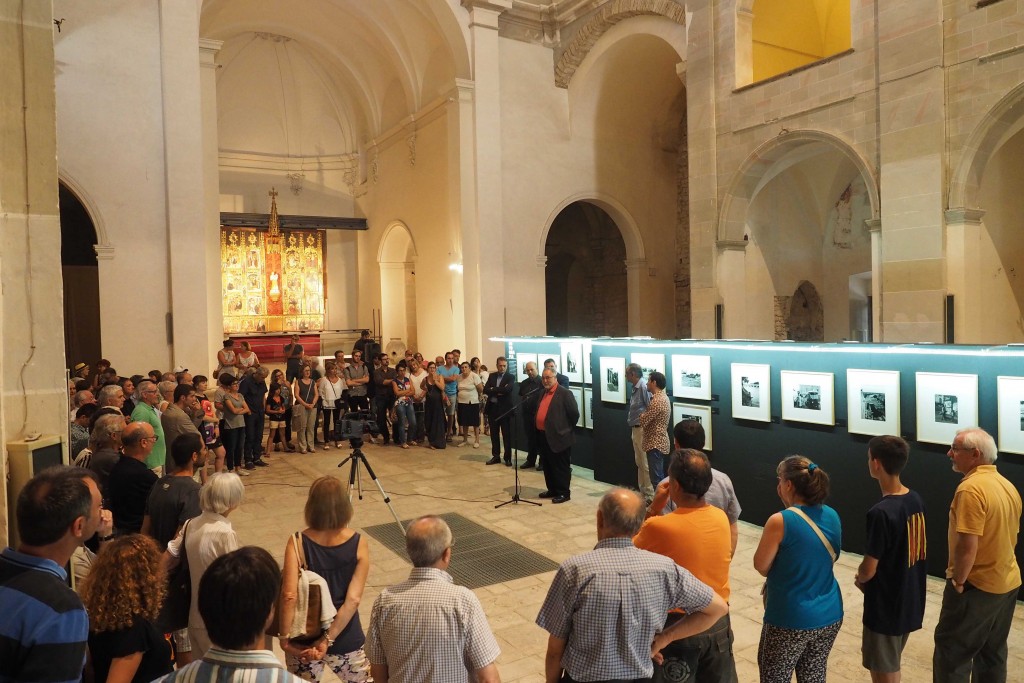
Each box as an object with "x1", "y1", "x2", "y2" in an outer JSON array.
[
  {"x1": 742, "y1": 378, "x2": 761, "y2": 408},
  {"x1": 916, "y1": 372, "x2": 977, "y2": 445},
  {"x1": 673, "y1": 403, "x2": 713, "y2": 450},
  {"x1": 860, "y1": 391, "x2": 886, "y2": 421},
  {"x1": 583, "y1": 387, "x2": 593, "y2": 429},
  {"x1": 599, "y1": 356, "x2": 627, "y2": 404},
  {"x1": 671, "y1": 354, "x2": 712, "y2": 400},
  {"x1": 631, "y1": 352, "x2": 666, "y2": 382},
  {"x1": 583, "y1": 341, "x2": 593, "y2": 384},
  {"x1": 934, "y1": 394, "x2": 959, "y2": 424},
  {"x1": 781, "y1": 371, "x2": 835, "y2": 426},
  {"x1": 792, "y1": 384, "x2": 821, "y2": 410},
  {"x1": 731, "y1": 363, "x2": 771, "y2": 422},
  {"x1": 560, "y1": 342, "x2": 583, "y2": 384},
  {"x1": 847, "y1": 369, "x2": 900, "y2": 436},
  {"x1": 996, "y1": 376, "x2": 1024, "y2": 454}
]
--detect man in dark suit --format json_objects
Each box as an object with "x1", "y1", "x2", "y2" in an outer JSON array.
[
  {"x1": 483, "y1": 356, "x2": 516, "y2": 466},
  {"x1": 518, "y1": 361, "x2": 543, "y2": 470},
  {"x1": 543, "y1": 358, "x2": 570, "y2": 388},
  {"x1": 535, "y1": 367, "x2": 579, "y2": 504}
]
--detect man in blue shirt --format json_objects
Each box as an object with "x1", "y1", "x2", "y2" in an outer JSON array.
[
  {"x1": 438, "y1": 352, "x2": 460, "y2": 441},
  {"x1": 239, "y1": 368, "x2": 269, "y2": 469},
  {"x1": 1, "y1": 466, "x2": 110, "y2": 683}
]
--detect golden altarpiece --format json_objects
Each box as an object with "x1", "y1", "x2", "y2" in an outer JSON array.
[{"x1": 220, "y1": 189, "x2": 325, "y2": 333}]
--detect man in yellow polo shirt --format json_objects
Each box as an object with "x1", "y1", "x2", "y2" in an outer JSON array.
[
  {"x1": 634, "y1": 449, "x2": 737, "y2": 682},
  {"x1": 934, "y1": 427, "x2": 1021, "y2": 682}
]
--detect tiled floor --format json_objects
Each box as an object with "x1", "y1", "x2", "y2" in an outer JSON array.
[{"x1": 232, "y1": 436, "x2": 1024, "y2": 682}]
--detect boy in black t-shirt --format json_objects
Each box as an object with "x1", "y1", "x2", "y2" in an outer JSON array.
[{"x1": 855, "y1": 435, "x2": 928, "y2": 683}]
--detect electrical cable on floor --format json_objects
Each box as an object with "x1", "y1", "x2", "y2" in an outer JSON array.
[{"x1": 240, "y1": 479, "x2": 507, "y2": 504}]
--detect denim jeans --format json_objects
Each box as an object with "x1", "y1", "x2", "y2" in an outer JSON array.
[
  {"x1": 243, "y1": 410, "x2": 264, "y2": 463},
  {"x1": 394, "y1": 401, "x2": 415, "y2": 445},
  {"x1": 647, "y1": 448, "x2": 668, "y2": 485}
]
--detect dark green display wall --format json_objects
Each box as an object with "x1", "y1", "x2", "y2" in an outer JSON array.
[{"x1": 503, "y1": 337, "x2": 1024, "y2": 597}]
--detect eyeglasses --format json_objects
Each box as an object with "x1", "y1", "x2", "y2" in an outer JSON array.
[
  {"x1": 143, "y1": 435, "x2": 160, "y2": 443},
  {"x1": 949, "y1": 444, "x2": 973, "y2": 451},
  {"x1": 142, "y1": 389, "x2": 158, "y2": 394}
]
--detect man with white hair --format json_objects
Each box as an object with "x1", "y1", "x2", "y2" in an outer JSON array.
[
  {"x1": 934, "y1": 427, "x2": 1022, "y2": 682},
  {"x1": 131, "y1": 380, "x2": 167, "y2": 473},
  {"x1": 366, "y1": 516, "x2": 501, "y2": 683}
]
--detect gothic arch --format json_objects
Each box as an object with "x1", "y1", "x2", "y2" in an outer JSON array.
[
  {"x1": 554, "y1": 0, "x2": 686, "y2": 88},
  {"x1": 717, "y1": 129, "x2": 879, "y2": 243},
  {"x1": 948, "y1": 80, "x2": 1024, "y2": 211},
  {"x1": 377, "y1": 220, "x2": 419, "y2": 263}
]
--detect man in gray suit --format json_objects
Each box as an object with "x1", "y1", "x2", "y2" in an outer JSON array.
[{"x1": 535, "y1": 368, "x2": 579, "y2": 504}]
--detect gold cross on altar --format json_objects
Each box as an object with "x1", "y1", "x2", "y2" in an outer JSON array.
[{"x1": 269, "y1": 187, "x2": 278, "y2": 201}]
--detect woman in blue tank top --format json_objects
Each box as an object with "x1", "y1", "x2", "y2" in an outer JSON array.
[
  {"x1": 753, "y1": 455, "x2": 843, "y2": 683},
  {"x1": 278, "y1": 476, "x2": 372, "y2": 682}
]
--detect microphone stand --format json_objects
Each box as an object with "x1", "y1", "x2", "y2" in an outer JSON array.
[{"x1": 494, "y1": 385, "x2": 541, "y2": 509}]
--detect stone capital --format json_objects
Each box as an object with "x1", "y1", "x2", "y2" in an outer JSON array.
[
  {"x1": 199, "y1": 38, "x2": 223, "y2": 69},
  {"x1": 944, "y1": 208, "x2": 986, "y2": 226},
  {"x1": 864, "y1": 218, "x2": 881, "y2": 233},
  {"x1": 461, "y1": 0, "x2": 513, "y2": 29},
  {"x1": 624, "y1": 258, "x2": 649, "y2": 271},
  {"x1": 536, "y1": 255, "x2": 548, "y2": 268},
  {"x1": 716, "y1": 239, "x2": 749, "y2": 252},
  {"x1": 94, "y1": 244, "x2": 115, "y2": 260}
]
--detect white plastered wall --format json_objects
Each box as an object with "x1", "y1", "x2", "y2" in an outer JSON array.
[{"x1": 499, "y1": 16, "x2": 686, "y2": 339}]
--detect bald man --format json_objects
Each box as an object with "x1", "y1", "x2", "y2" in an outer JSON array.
[
  {"x1": 107, "y1": 421, "x2": 159, "y2": 534},
  {"x1": 366, "y1": 516, "x2": 501, "y2": 683}
]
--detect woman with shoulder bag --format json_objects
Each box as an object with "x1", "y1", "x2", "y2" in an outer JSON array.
[
  {"x1": 278, "y1": 476, "x2": 372, "y2": 682},
  {"x1": 753, "y1": 455, "x2": 843, "y2": 683}
]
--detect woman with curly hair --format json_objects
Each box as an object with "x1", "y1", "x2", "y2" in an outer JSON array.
[{"x1": 80, "y1": 534, "x2": 173, "y2": 683}]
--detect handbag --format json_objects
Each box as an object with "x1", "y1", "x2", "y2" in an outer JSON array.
[
  {"x1": 267, "y1": 532, "x2": 335, "y2": 644},
  {"x1": 762, "y1": 506, "x2": 838, "y2": 607},
  {"x1": 156, "y1": 519, "x2": 192, "y2": 632}
]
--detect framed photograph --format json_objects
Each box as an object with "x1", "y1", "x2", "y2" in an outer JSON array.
[
  {"x1": 731, "y1": 363, "x2": 771, "y2": 422},
  {"x1": 515, "y1": 353, "x2": 537, "y2": 382},
  {"x1": 672, "y1": 354, "x2": 712, "y2": 400},
  {"x1": 673, "y1": 402, "x2": 712, "y2": 450},
  {"x1": 847, "y1": 369, "x2": 900, "y2": 436},
  {"x1": 582, "y1": 387, "x2": 593, "y2": 429},
  {"x1": 630, "y1": 352, "x2": 666, "y2": 381},
  {"x1": 561, "y1": 342, "x2": 583, "y2": 384},
  {"x1": 575, "y1": 386, "x2": 585, "y2": 428},
  {"x1": 599, "y1": 356, "x2": 627, "y2": 404},
  {"x1": 780, "y1": 371, "x2": 835, "y2": 426},
  {"x1": 915, "y1": 372, "x2": 978, "y2": 445},
  {"x1": 583, "y1": 341, "x2": 593, "y2": 385},
  {"x1": 996, "y1": 376, "x2": 1024, "y2": 454}
]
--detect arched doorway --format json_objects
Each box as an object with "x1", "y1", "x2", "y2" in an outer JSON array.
[
  {"x1": 718, "y1": 132, "x2": 877, "y2": 341},
  {"x1": 545, "y1": 202, "x2": 628, "y2": 337},
  {"x1": 377, "y1": 223, "x2": 418, "y2": 352},
  {"x1": 59, "y1": 182, "x2": 102, "y2": 369}
]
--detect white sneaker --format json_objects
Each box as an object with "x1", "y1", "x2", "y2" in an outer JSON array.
[{"x1": 236, "y1": 468, "x2": 250, "y2": 477}]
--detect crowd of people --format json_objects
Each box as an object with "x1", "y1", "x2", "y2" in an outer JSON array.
[{"x1": 0, "y1": 343, "x2": 1019, "y2": 683}]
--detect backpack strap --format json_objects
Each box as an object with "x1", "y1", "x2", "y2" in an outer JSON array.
[{"x1": 787, "y1": 506, "x2": 838, "y2": 564}]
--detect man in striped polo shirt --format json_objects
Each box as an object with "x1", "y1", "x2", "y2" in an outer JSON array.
[{"x1": 0, "y1": 466, "x2": 108, "y2": 683}]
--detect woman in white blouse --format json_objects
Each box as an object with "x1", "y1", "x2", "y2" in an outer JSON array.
[
  {"x1": 164, "y1": 472, "x2": 244, "y2": 659},
  {"x1": 318, "y1": 363, "x2": 347, "y2": 449},
  {"x1": 455, "y1": 361, "x2": 483, "y2": 448}
]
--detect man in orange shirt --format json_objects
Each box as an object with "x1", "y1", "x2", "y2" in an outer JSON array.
[
  {"x1": 535, "y1": 368, "x2": 579, "y2": 504},
  {"x1": 634, "y1": 449, "x2": 737, "y2": 683}
]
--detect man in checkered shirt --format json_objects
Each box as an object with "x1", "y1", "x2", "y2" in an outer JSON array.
[
  {"x1": 365, "y1": 515, "x2": 501, "y2": 683},
  {"x1": 536, "y1": 488, "x2": 729, "y2": 683}
]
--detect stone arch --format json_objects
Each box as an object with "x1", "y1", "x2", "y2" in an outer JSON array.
[
  {"x1": 948, "y1": 80, "x2": 1024, "y2": 211},
  {"x1": 377, "y1": 220, "x2": 419, "y2": 262},
  {"x1": 538, "y1": 191, "x2": 645, "y2": 264},
  {"x1": 554, "y1": 0, "x2": 686, "y2": 88},
  {"x1": 58, "y1": 171, "x2": 111, "y2": 257},
  {"x1": 717, "y1": 129, "x2": 879, "y2": 243},
  {"x1": 377, "y1": 221, "x2": 418, "y2": 350},
  {"x1": 784, "y1": 280, "x2": 824, "y2": 341}
]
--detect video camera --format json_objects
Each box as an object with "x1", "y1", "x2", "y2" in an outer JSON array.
[{"x1": 335, "y1": 410, "x2": 378, "y2": 449}]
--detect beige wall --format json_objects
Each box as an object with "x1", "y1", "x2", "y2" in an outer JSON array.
[{"x1": 0, "y1": 2, "x2": 69, "y2": 546}]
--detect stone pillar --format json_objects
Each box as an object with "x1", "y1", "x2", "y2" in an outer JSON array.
[
  {"x1": 624, "y1": 258, "x2": 648, "y2": 335},
  {"x1": 716, "y1": 240, "x2": 748, "y2": 338},
  {"x1": 877, "y1": 1, "x2": 946, "y2": 342},
  {"x1": 159, "y1": 0, "x2": 211, "y2": 372},
  {"x1": 734, "y1": 4, "x2": 754, "y2": 87},
  {"x1": 199, "y1": 38, "x2": 223, "y2": 373},
  {"x1": 446, "y1": 79, "x2": 474, "y2": 354},
  {"x1": 684, "y1": 0, "x2": 720, "y2": 339},
  {"x1": 865, "y1": 218, "x2": 881, "y2": 341},
  {"x1": 0, "y1": 3, "x2": 68, "y2": 544},
  {"x1": 944, "y1": 209, "x2": 985, "y2": 344},
  {"x1": 460, "y1": 0, "x2": 511, "y2": 361}
]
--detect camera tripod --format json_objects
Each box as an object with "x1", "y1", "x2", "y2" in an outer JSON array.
[{"x1": 333, "y1": 444, "x2": 401, "y2": 532}]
